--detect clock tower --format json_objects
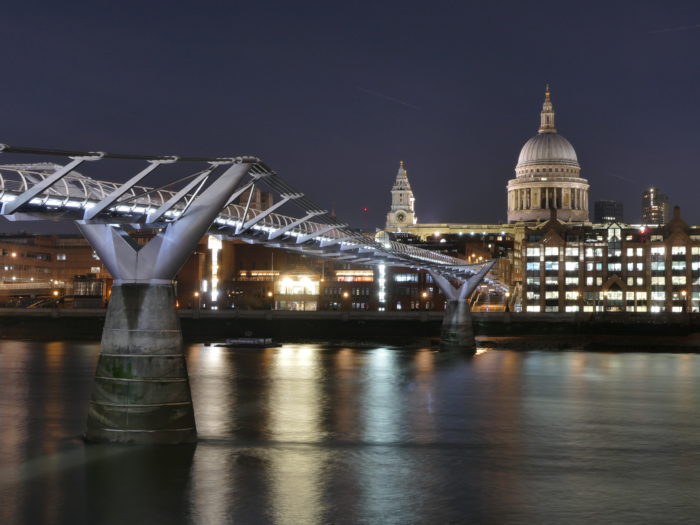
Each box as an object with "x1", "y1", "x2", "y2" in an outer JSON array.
[{"x1": 385, "y1": 161, "x2": 417, "y2": 231}]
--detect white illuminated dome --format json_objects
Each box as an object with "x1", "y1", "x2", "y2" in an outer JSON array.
[{"x1": 516, "y1": 133, "x2": 579, "y2": 168}]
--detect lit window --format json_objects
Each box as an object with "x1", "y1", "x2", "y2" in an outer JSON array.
[
  {"x1": 544, "y1": 247, "x2": 559, "y2": 256},
  {"x1": 672, "y1": 261, "x2": 686, "y2": 271},
  {"x1": 565, "y1": 262, "x2": 579, "y2": 272},
  {"x1": 57, "y1": 254, "x2": 67, "y2": 261},
  {"x1": 672, "y1": 246, "x2": 686, "y2": 255}
]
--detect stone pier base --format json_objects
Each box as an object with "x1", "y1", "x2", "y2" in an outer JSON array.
[
  {"x1": 440, "y1": 300, "x2": 476, "y2": 353},
  {"x1": 84, "y1": 283, "x2": 197, "y2": 444}
]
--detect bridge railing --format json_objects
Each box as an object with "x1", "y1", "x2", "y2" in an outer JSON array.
[{"x1": 0, "y1": 145, "x2": 494, "y2": 279}]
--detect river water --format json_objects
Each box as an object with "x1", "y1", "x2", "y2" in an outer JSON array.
[{"x1": 1, "y1": 340, "x2": 700, "y2": 524}]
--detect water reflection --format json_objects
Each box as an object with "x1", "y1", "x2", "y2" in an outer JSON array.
[
  {"x1": 3, "y1": 341, "x2": 700, "y2": 523},
  {"x1": 267, "y1": 345, "x2": 325, "y2": 525}
]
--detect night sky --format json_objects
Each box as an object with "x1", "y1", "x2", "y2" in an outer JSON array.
[{"x1": 2, "y1": 1, "x2": 700, "y2": 230}]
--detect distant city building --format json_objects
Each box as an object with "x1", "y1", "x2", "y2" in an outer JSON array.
[
  {"x1": 594, "y1": 200, "x2": 624, "y2": 223},
  {"x1": 0, "y1": 234, "x2": 107, "y2": 307},
  {"x1": 385, "y1": 161, "x2": 417, "y2": 230},
  {"x1": 506, "y1": 86, "x2": 589, "y2": 223},
  {"x1": 642, "y1": 187, "x2": 669, "y2": 225}
]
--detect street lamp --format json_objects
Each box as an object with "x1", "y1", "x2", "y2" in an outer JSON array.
[{"x1": 681, "y1": 289, "x2": 688, "y2": 313}]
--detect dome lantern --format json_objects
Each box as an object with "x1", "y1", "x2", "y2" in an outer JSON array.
[{"x1": 539, "y1": 84, "x2": 557, "y2": 133}]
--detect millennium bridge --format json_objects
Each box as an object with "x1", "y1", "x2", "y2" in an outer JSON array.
[{"x1": 0, "y1": 144, "x2": 496, "y2": 444}]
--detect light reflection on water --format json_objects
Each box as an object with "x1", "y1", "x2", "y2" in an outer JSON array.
[{"x1": 2, "y1": 341, "x2": 700, "y2": 523}]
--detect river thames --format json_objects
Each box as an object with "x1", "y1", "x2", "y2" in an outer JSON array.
[{"x1": 1, "y1": 340, "x2": 700, "y2": 524}]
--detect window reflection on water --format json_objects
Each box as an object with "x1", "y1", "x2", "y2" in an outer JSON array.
[{"x1": 2, "y1": 341, "x2": 700, "y2": 524}]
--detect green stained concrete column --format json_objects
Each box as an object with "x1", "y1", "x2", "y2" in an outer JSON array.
[
  {"x1": 84, "y1": 283, "x2": 196, "y2": 444},
  {"x1": 440, "y1": 300, "x2": 476, "y2": 353}
]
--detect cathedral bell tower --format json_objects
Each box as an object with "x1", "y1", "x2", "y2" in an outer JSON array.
[{"x1": 385, "y1": 161, "x2": 417, "y2": 231}]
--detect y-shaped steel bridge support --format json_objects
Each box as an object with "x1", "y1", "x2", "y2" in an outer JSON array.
[
  {"x1": 77, "y1": 163, "x2": 252, "y2": 444},
  {"x1": 429, "y1": 261, "x2": 496, "y2": 353}
]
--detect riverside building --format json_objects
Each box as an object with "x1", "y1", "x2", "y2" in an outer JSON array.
[{"x1": 522, "y1": 207, "x2": 699, "y2": 313}]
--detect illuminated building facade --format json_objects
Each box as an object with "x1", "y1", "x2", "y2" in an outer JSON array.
[
  {"x1": 523, "y1": 207, "x2": 700, "y2": 313},
  {"x1": 642, "y1": 187, "x2": 670, "y2": 225},
  {"x1": 0, "y1": 234, "x2": 108, "y2": 307},
  {"x1": 385, "y1": 161, "x2": 417, "y2": 230}
]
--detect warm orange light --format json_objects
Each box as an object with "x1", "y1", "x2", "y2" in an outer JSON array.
[
  {"x1": 421, "y1": 291, "x2": 428, "y2": 298},
  {"x1": 194, "y1": 291, "x2": 199, "y2": 297},
  {"x1": 52, "y1": 290, "x2": 59, "y2": 297},
  {"x1": 11, "y1": 252, "x2": 16, "y2": 258},
  {"x1": 342, "y1": 291, "x2": 349, "y2": 298},
  {"x1": 267, "y1": 291, "x2": 273, "y2": 297}
]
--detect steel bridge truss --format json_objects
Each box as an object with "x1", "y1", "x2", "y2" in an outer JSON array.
[{"x1": 0, "y1": 144, "x2": 493, "y2": 281}]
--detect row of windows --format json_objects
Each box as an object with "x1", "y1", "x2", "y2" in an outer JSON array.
[
  {"x1": 527, "y1": 275, "x2": 700, "y2": 289},
  {"x1": 527, "y1": 261, "x2": 700, "y2": 273},
  {"x1": 528, "y1": 246, "x2": 700, "y2": 258},
  {"x1": 527, "y1": 291, "x2": 696, "y2": 303},
  {"x1": 323, "y1": 287, "x2": 372, "y2": 296}
]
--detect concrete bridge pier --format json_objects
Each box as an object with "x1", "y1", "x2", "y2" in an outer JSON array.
[
  {"x1": 440, "y1": 300, "x2": 475, "y2": 352},
  {"x1": 429, "y1": 260, "x2": 496, "y2": 354},
  {"x1": 77, "y1": 162, "x2": 252, "y2": 444},
  {"x1": 86, "y1": 282, "x2": 195, "y2": 443}
]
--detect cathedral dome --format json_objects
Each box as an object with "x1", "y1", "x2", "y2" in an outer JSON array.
[
  {"x1": 507, "y1": 86, "x2": 590, "y2": 224},
  {"x1": 516, "y1": 132, "x2": 579, "y2": 168}
]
